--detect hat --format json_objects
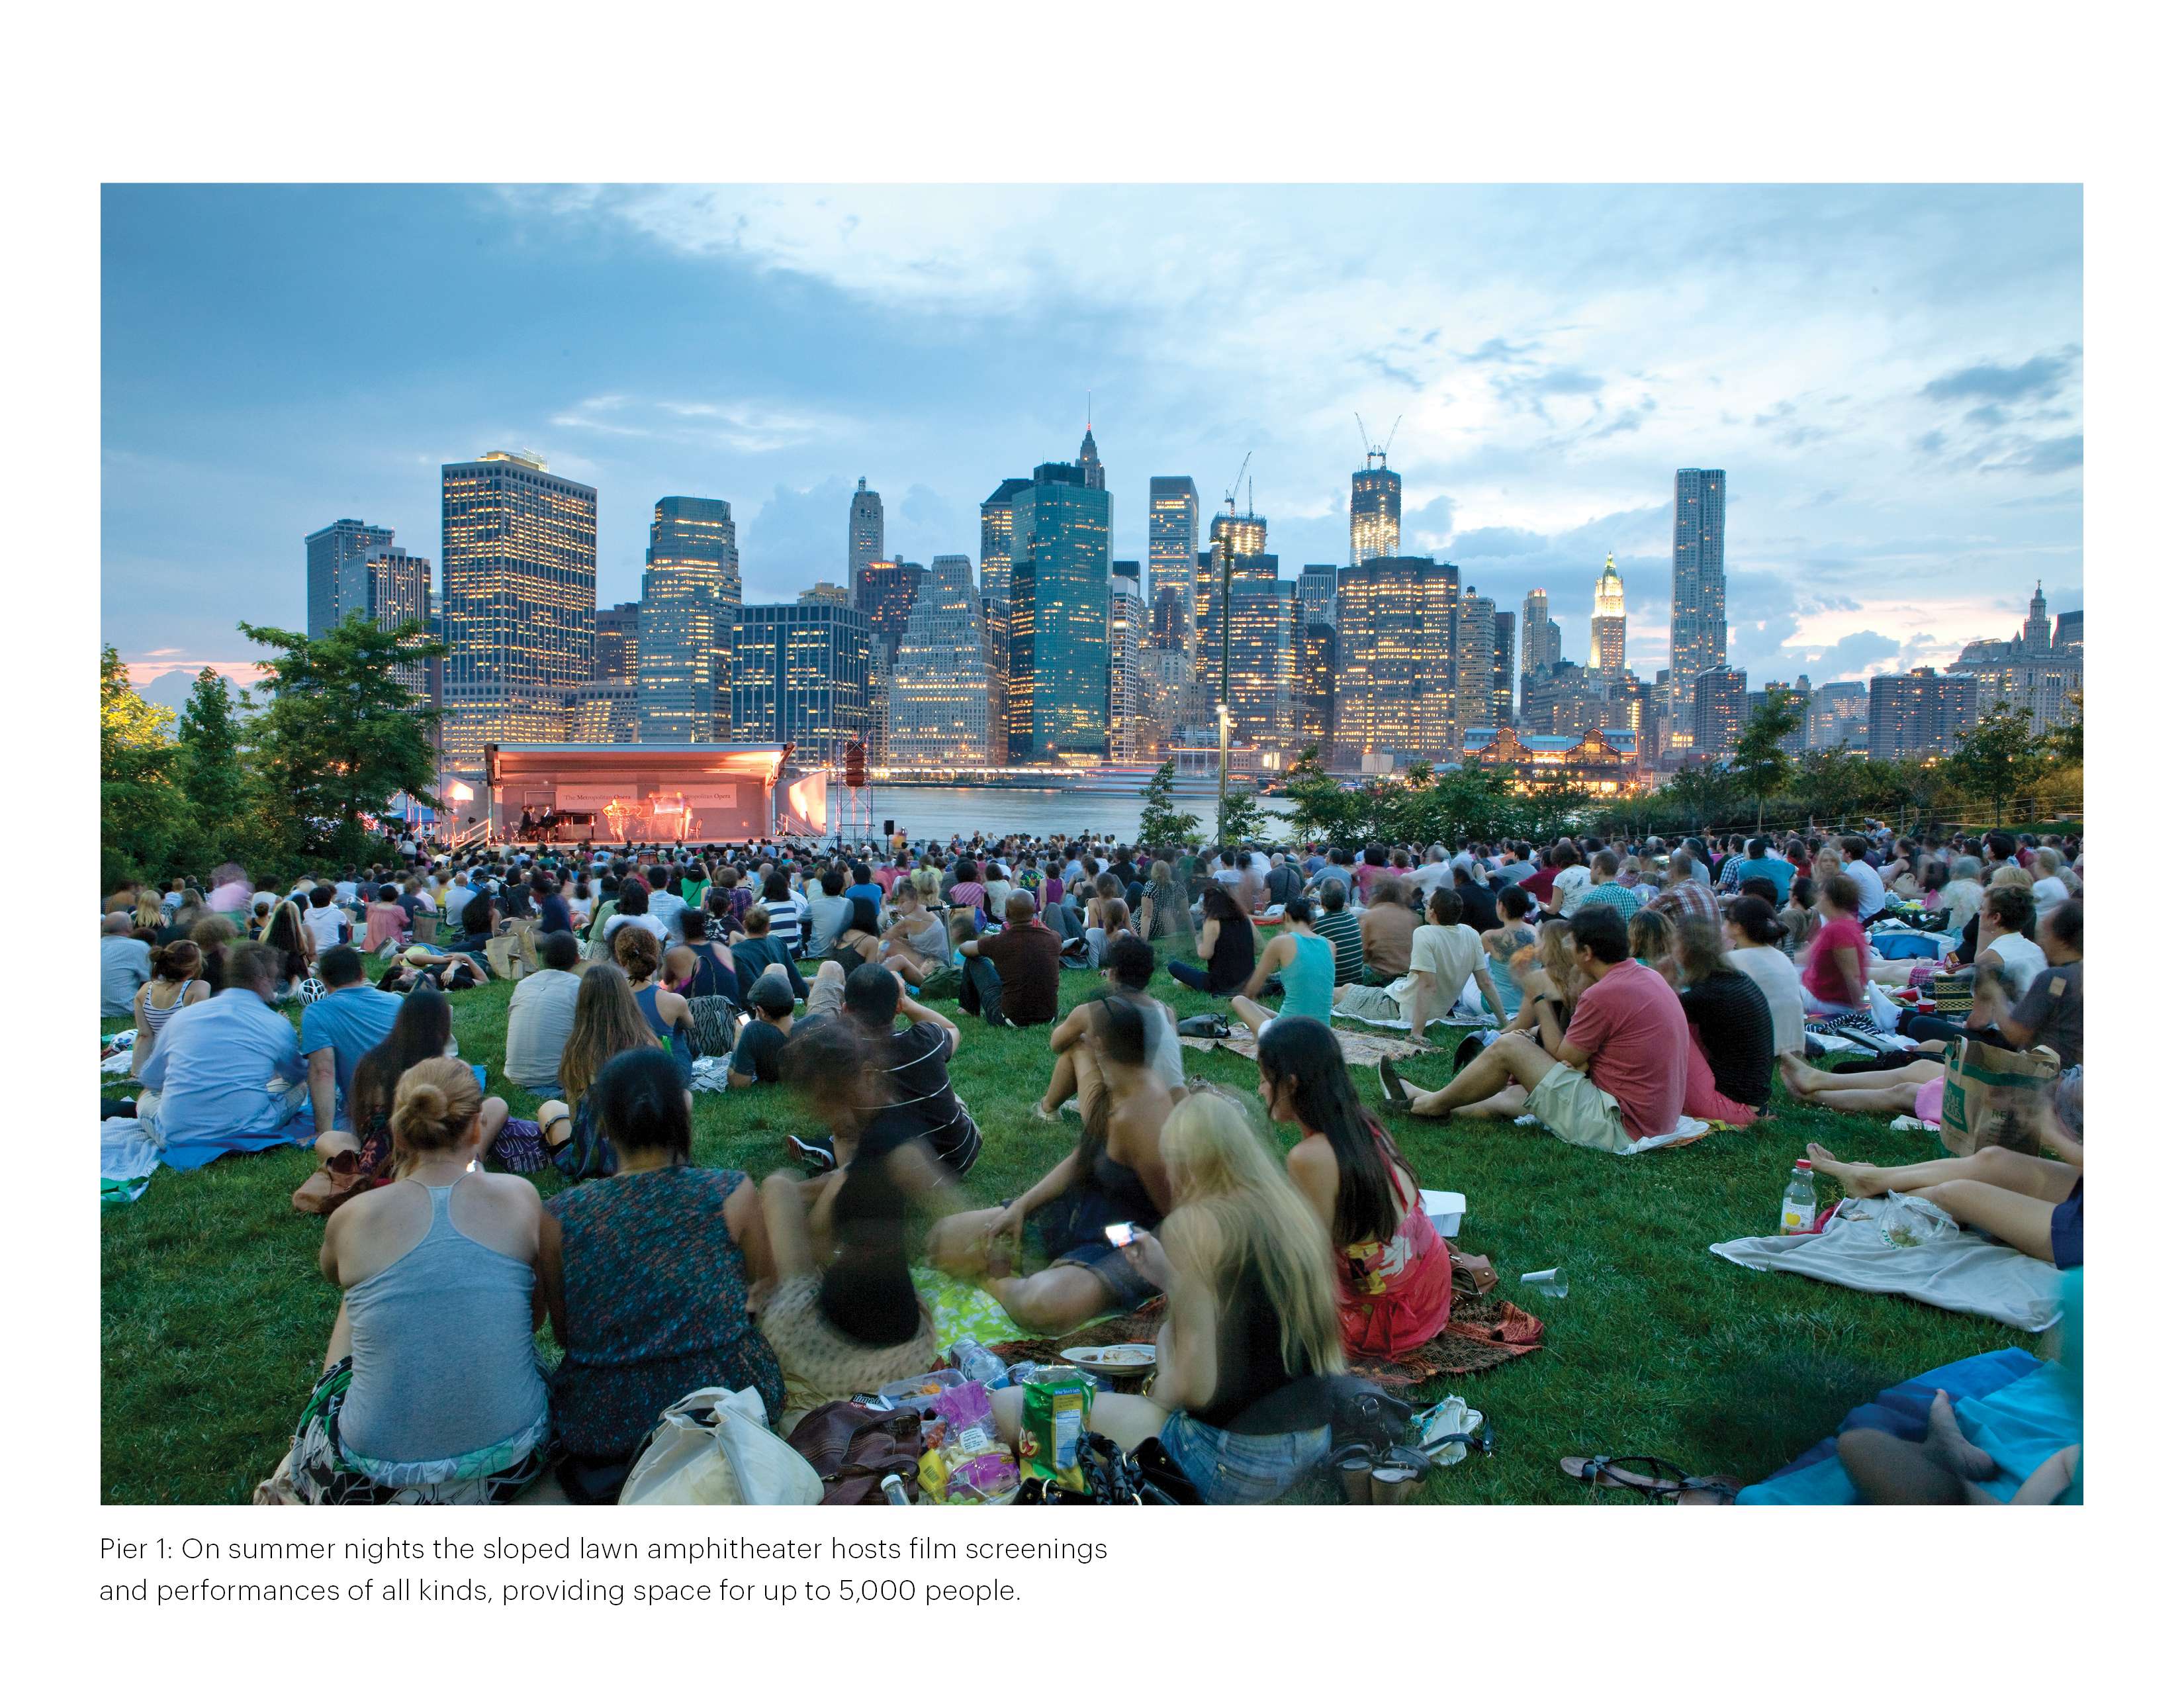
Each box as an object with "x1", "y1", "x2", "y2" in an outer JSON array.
[
  {"x1": 748, "y1": 972, "x2": 796, "y2": 1014},
  {"x1": 403, "y1": 945, "x2": 435, "y2": 964}
]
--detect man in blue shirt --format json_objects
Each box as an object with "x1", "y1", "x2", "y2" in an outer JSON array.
[
  {"x1": 138, "y1": 943, "x2": 310, "y2": 1170},
  {"x1": 298, "y1": 945, "x2": 402, "y2": 1130}
]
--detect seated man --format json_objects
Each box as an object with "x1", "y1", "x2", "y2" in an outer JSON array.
[
  {"x1": 958, "y1": 890, "x2": 1062, "y2": 1028},
  {"x1": 1379, "y1": 905, "x2": 1686, "y2": 1150},
  {"x1": 730, "y1": 969, "x2": 798, "y2": 1088},
  {"x1": 1334, "y1": 888, "x2": 1505, "y2": 1039},
  {"x1": 791, "y1": 964, "x2": 980, "y2": 1178},
  {"x1": 298, "y1": 944, "x2": 401, "y2": 1128},
  {"x1": 101, "y1": 912, "x2": 152, "y2": 1018},
  {"x1": 730, "y1": 904, "x2": 807, "y2": 1005},
  {"x1": 504, "y1": 931, "x2": 584, "y2": 1099},
  {"x1": 137, "y1": 941, "x2": 311, "y2": 1168}
]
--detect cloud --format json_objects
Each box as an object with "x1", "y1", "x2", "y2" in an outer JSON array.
[
  {"x1": 1979, "y1": 434, "x2": 2083, "y2": 476},
  {"x1": 1921, "y1": 349, "x2": 2077, "y2": 404},
  {"x1": 1800, "y1": 630, "x2": 1902, "y2": 682},
  {"x1": 553, "y1": 393, "x2": 840, "y2": 453}
]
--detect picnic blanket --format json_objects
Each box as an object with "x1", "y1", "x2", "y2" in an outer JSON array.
[
  {"x1": 911, "y1": 1265, "x2": 1034, "y2": 1353},
  {"x1": 101, "y1": 1112, "x2": 161, "y2": 1205},
  {"x1": 1709, "y1": 1193, "x2": 2065, "y2": 1332},
  {"x1": 1506, "y1": 1111, "x2": 1723, "y2": 1153},
  {"x1": 1179, "y1": 1024, "x2": 1434, "y2": 1070}
]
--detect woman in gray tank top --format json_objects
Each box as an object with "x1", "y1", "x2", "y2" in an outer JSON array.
[{"x1": 283, "y1": 1058, "x2": 550, "y2": 1505}]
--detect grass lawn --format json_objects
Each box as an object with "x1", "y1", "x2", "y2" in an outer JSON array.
[{"x1": 99, "y1": 939, "x2": 2034, "y2": 1505}]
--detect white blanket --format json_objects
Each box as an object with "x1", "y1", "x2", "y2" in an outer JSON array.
[
  {"x1": 1709, "y1": 1194, "x2": 2064, "y2": 1332},
  {"x1": 101, "y1": 1113, "x2": 162, "y2": 1203},
  {"x1": 1511, "y1": 1113, "x2": 1715, "y2": 1153}
]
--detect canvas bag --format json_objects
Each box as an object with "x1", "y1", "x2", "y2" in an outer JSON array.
[
  {"x1": 1938, "y1": 1036, "x2": 2058, "y2": 1157},
  {"x1": 619, "y1": 1385, "x2": 823, "y2": 1505}
]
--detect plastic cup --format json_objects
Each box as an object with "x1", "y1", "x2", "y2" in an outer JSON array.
[{"x1": 1520, "y1": 1267, "x2": 1568, "y2": 1299}]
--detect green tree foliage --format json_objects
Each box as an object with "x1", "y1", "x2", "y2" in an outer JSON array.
[
  {"x1": 1948, "y1": 702, "x2": 2041, "y2": 826},
  {"x1": 100, "y1": 645, "x2": 196, "y2": 889},
  {"x1": 177, "y1": 667, "x2": 251, "y2": 863},
  {"x1": 1216, "y1": 784, "x2": 1267, "y2": 846},
  {"x1": 1136, "y1": 759, "x2": 1205, "y2": 851},
  {"x1": 1734, "y1": 688, "x2": 1805, "y2": 832},
  {"x1": 238, "y1": 612, "x2": 445, "y2": 865}
]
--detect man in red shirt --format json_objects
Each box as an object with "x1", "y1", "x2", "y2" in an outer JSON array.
[
  {"x1": 1517, "y1": 841, "x2": 1570, "y2": 910},
  {"x1": 1379, "y1": 906, "x2": 1688, "y2": 1149},
  {"x1": 958, "y1": 890, "x2": 1062, "y2": 1027}
]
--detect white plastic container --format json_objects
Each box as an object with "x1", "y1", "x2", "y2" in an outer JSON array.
[{"x1": 1420, "y1": 1189, "x2": 1467, "y2": 1240}]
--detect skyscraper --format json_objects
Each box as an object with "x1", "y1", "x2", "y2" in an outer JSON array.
[
  {"x1": 305, "y1": 518, "x2": 394, "y2": 637},
  {"x1": 1334, "y1": 555, "x2": 1461, "y2": 767},
  {"x1": 854, "y1": 556, "x2": 928, "y2": 661},
  {"x1": 439, "y1": 451, "x2": 598, "y2": 766},
  {"x1": 1222, "y1": 578, "x2": 1299, "y2": 757},
  {"x1": 1007, "y1": 461, "x2": 1113, "y2": 762},
  {"x1": 1692, "y1": 664, "x2": 1750, "y2": 759},
  {"x1": 1491, "y1": 610, "x2": 1516, "y2": 727},
  {"x1": 981, "y1": 476, "x2": 1034, "y2": 712},
  {"x1": 718, "y1": 599, "x2": 871, "y2": 763},
  {"x1": 1588, "y1": 551, "x2": 1627, "y2": 674},
  {"x1": 357, "y1": 541, "x2": 435, "y2": 706},
  {"x1": 593, "y1": 602, "x2": 641, "y2": 684},
  {"x1": 1077, "y1": 425, "x2": 1106, "y2": 491},
  {"x1": 1869, "y1": 669, "x2": 1978, "y2": 761},
  {"x1": 1147, "y1": 476, "x2": 1201, "y2": 672},
  {"x1": 1454, "y1": 586, "x2": 1498, "y2": 737},
  {"x1": 1297, "y1": 563, "x2": 1339, "y2": 632},
  {"x1": 1521, "y1": 588, "x2": 1561, "y2": 677},
  {"x1": 1107, "y1": 574, "x2": 1148, "y2": 759},
  {"x1": 637, "y1": 495, "x2": 739, "y2": 743},
  {"x1": 888, "y1": 559, "x2": 999, "y2": 767},
  {"x1": 1670, "y1": 469, "x2": 1728, "y2": 722},
  {"x1": 1349, "y1": 454, "x2": 1401, "y2": 565},
  {"x1": 848, "y1": 477, "x2": 885, "y2": 574},
  {"x1": 1197, "y1": 511, "x2": 1271, "y2": 699}
]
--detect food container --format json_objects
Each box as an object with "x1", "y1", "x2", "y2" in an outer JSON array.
[
  {"x1": 872, "y1": 1368, "x2": 965, "y2": 1409},
  {"x1": 1420, "y1": 1189, "x2": 1467, "y2": 1239}
]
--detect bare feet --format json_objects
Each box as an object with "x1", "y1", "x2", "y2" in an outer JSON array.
[
  {"x1": 1780, "y1": 1053, "x2": 1823, "y2": 1098},
  {"x1": 1924, "y1": 1391, "x2": 1999, "y2": 1481},
  {"x1": 1805, "y1": 1141, "x2": 1886, "y2": 1198}
]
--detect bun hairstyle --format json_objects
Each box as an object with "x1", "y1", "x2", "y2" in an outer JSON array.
[
  {"x1": 1725, "y1": 894, "x2": 1786, "y2": 945},
  {"x1": 388, "y1": 1056, "x2": 482, "y2": 1155},
  {"x1": 614, "y1": 923, "x2": 663, "y2": 982},
  {"x1": 150, "y1": 939, "x2": 204, "y2": 982}
]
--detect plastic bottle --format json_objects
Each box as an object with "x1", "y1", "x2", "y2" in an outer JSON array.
[
  {"x1": 880, "y1": 1473, "x2": 911, "y2": 1505},
  {"x1": 1780, "y1": 1159, "x2": 1819, "y2": 1235},
  {"x1": 948, "y1": 1338, "x2": 1009, "y2": 1385}
]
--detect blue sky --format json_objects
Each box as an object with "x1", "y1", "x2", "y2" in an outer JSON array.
[{"x1": 102, "y1": 184, "x2": 2082, "y2": 708}]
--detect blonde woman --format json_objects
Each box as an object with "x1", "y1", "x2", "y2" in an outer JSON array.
[{"x1": 987, "y1": 1089, "x2": 1345, "y2": 1504}]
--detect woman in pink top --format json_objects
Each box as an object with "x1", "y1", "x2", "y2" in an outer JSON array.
[
  {"x1": 365, "y1": 884, "x2": 412, "y2": 951},
  {"x1": 1798, "y1": 874, "x2": 1870, "y2": 1013}
]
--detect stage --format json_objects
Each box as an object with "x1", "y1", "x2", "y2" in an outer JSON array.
[{"x1": 473, "y1": 742, "x2": 815, "y2": 844}]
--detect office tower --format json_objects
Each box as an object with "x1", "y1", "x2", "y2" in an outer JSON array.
[
  {"x1": 2053, "y1": 608, "x2": 2082, "y2": 652},
  {"x1": 1112, "y1": 559, "x2": 1140, "y2": 588},
  {"x1": 1297, "y1": 563, "x2": 1339, "y2": 632},
  {"x1": 1802, "y1": 679, "x2": 1870, "y2": 752},
  {"x1": 1144, "y1": 583, "x2": 1192, "y2": 747},
  {"x1": 1454, "y1": 586, "x2": 1498, "y2": 739},
  {"x1": 1077, "y1": 425, "x2": 1106, "y2": 492},
  {"x1": 1298, "y1": 620, "x2": 1337, "y2": 749},
  {"x1": 1147, "y1": 476, "x2": 1201, "y2": 669},
  {"x1": 1492, "y1": 610, "x2": 1516, "y2": 727},
  {"x1": 1208, "y1": 510, "x2": 1268, "y2": 558},
  {"x1": 357, "y1": 541, "x2": 435, "y2": 706},
  {"x1": 1107, "y1": 575, "x2": 1148, "y2": 760},
  {"x1": 1521, "y1": 661, "x2": 1593, "y2": 736},
  {"x1": 1197, "y1": 513, "x2": 1273, "y2": 698},
  {"x1": 1869, "y1": 668, "x2": 1979, "y2": 761},
  {"x1": 1349, "y1": 455, "x2": 1401, "y2": 565},
  {"x1": 887, "y1": 561, "x2": 998, "y2": 768},
  {"x1": 638, "y1": 495, "x2": 739, "y2": 743},
  {"x1": 1333, "y1": 555, "x2": 1461, "y2": 767},
  {"x1": 1669, "y1": 469, "x2": 1728, "y2": 722},
  {"x1": 1521, "y1": 588, "x2": 1561, "y2": 676},
  {"x1": 565, "y1": 680, "x2": 642, "y2": 743},
  {"x1": 1222, "y1": 578, "x2": 1299, "y2": 757},
  {"x1": 593, "y1": 602, "x2": 641, "y2": 684},
  {"x1": 439, "y1": 451, "x2": 598, "y2": 765},
  {"x1": 718, "y1": 599, "x2": 872, "y2": 764},
  {"x1": 1691, "y1": 664, "x2": 1750, "y2": 759},
  {"x1": 2024, "y1": 580, "x2": 2051, "y2": 653},
  {"x1": 981, "y1": 477, "x2": 1034, "y2": 589},
  {"x1": 1006, "y1": 461, "x2": 1114, "y2": 762},
  {"x1": 799, "y1": 583, "x2": 850, "y2": 606},
  {"x1": 1946, "y1": 583, "x2": 2084, "y2": 734},
  {"x1": 305, "y1": 518, "x2": 395, "y2": 637},
  {"x1": 848, "y1": 477, "x2": 885, "y2": 574},
  {"x1": 854, "y1": 555, "x2": 928, "y2": 661},
  {"x1": 1588, "y1": 551, "x2": 1627, "y2": 674}
]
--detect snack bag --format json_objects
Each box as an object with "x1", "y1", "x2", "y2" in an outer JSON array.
[{"x1": 1019, "y1": 1366, "x2": 1089, "y2": 1491}]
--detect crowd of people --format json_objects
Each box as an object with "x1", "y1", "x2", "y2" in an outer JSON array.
[{"x1": 100, "y1": 816, "x2": 2085, "y2": 1505}]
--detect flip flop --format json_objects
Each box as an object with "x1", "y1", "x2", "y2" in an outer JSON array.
[
  {"x1": 1560, "y1": 1454, "x2": 1737, "y2": 1503},
  {"x1": 1377, "y1": 1055, "x2": 1412, "y2": 1113}
]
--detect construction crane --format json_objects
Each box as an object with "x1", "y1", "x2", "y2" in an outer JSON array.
[
  {"x1": 1222, "y1": 451, "x2": 1252, "y2": 517},
  {"x1": 1354, "y1": 412, "x2": 1402, "y2": 471}
]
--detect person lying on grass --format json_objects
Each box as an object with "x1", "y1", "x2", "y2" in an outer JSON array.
[
  {"x1": 1377, "y1": 905, "x2": 1687, "y2": 1150},
  {"x1": 929, "y1": 996, "x2": 1173, "y2": 1336}
]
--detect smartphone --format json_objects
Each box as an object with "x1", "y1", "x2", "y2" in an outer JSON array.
[{"x1": 1104, "y1": 1221, "x2": 1139, "y2": 1248}]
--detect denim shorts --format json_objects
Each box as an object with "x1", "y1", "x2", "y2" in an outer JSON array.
[{"x1": 1157, "y1": 1413, "x2": 1330, "y2": 1505}]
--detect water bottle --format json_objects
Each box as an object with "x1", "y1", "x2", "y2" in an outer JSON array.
[
  {"x1": 948, "y1": 1338, "x2": 1009, "y2": 1385},
  {"x1": 1780, "y1": 1159, "x2": 1819, "y2": 1235}
]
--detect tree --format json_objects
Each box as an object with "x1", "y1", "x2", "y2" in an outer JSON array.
[
  {"x1": 1217, "y1": 784, "x2": 1268, "y2": 847},
  {"x1": 99, "y1": 645, "x2": 195, "y2": 888},
  {"x1": 177, "y1": 667, "x2": 251, "y2": 860},
  {"x1": 1948, "y1": 702, "x2": 2040, "y2": 826},
  {"x1": 1734, "y1": 688, "x2": 1804, "y2": 833},
  {"x1": 238, "y1": 612, "x2": 445, "y2": 865},
  {"x1": 1136, "y1": 759, "x2": 1205, "y2": 851},
  {"x1": 1277, "y1": 742, "x2": 1359, "y2": 847}
]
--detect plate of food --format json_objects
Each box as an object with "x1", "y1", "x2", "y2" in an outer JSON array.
[{"x1": 1060, "y1": 1342, "x2": 1157, "y2": 1378}]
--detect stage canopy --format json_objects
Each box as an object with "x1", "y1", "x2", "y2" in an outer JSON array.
[{"x1": 481, "y1": 742, "x2": 792, "y2": 842}]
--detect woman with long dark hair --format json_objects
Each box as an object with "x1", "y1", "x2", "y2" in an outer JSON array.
[
  {"x1": 322, "y1": 987, "x2": 506, "y2": 1184},
  {"x1": 1166, "y1": 881, "x2": 1255, "y2": 997},
  {"x1": 1258, "y1": 1016, "x2": 1451, "y2": 1360},
  {"x1": 540, "y1": 1047, "x2": 781, "y2": 1500},
  {"x1": 537, "y1": 964, "x2": 660, "y2": 1180},
  {"x1": 263, "y1": 900, "x2": 316, "y2": 1002}
]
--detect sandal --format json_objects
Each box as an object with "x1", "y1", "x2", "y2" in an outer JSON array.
[{"x1": 1559, "y1": 1454, "x2": 1739, "y2": 1503}]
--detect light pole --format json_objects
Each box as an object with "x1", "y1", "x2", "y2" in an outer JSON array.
[{"x1": 1214, "y1": 525, "x2": 1234, "y2": 845}]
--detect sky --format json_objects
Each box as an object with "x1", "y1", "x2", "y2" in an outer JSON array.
[{"x1": 101, "y1": 184, "x2": 2082, "y2": 710}]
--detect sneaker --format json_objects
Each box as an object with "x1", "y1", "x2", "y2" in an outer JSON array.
[{"x1": 784, "y1": 1132, "x2": 836, "y2": 1172}]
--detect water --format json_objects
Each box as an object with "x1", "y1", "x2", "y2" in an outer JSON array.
[
  {"x1": 1780, "y1": 1160, "x2": 1819, "y2": 1235},
  {"x1": 855, "y1": 782, "x2": 1291, "y2": 845}
]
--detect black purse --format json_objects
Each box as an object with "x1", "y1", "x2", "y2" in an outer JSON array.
[{"x1": 1011, "y1": 1431, "x2": 1202, "y2": 1505}]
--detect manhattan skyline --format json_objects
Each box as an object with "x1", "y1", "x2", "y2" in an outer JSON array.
[{"x1": 102, "y1": 184, "x2": 2083, "y2": 706}]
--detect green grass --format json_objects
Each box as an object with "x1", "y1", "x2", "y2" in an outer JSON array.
[{"x1": 100, "y1": 944, "x2": 2032, "y2": 1505}]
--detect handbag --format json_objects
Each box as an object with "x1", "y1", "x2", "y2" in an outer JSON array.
[
  {"x1": 1931, "y1": 970, "x2": 1977, "y2": 1017},
  {"x1": 1938, "y1": 1035, "x2": 2059, "y2": 1158},
  {"x1": 1174, "y1": 1013, "x2": 1230, "y2": 1039},
  {"x1": 619, "y1": 1385, "x2": 823, "y2": 1505},
  {"x1": 687, "y1": 994, "x2": 739, "y2": 1058},
  {"x1": 786, "y1": 1401, "x2": 927, "y2": 1505},
  {"x1": 291, "y1": 1149, "x2": 376, "y2": 1216}
]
